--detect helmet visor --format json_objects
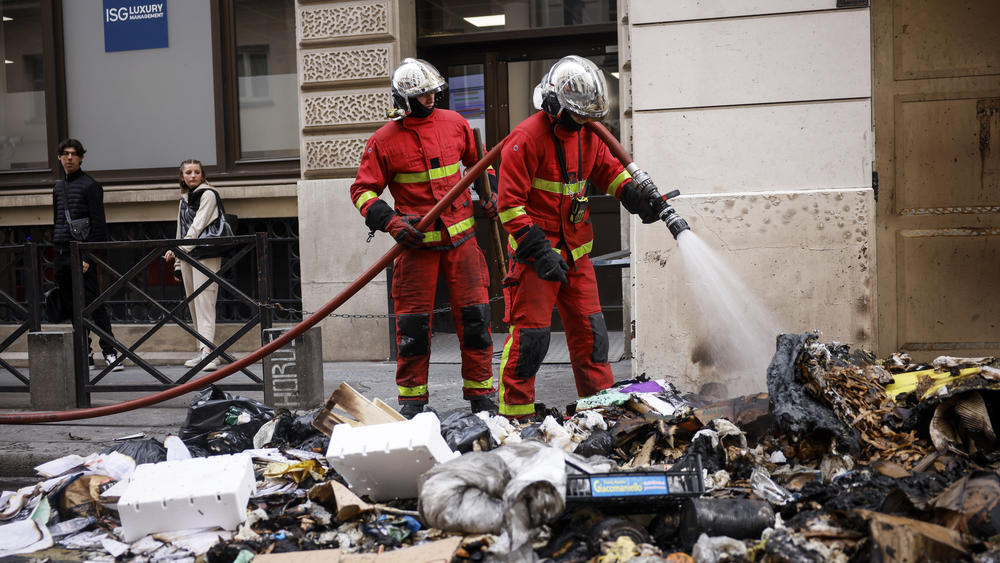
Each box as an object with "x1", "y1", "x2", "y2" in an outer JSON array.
[
  {"x1": 392, "y1": 58, "x2": 447, "y2": 98},
  {"x1": 552, "y1": 57, "x2": 609, "y2": 119}
]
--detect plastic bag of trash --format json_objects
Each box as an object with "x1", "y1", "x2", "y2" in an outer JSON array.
[
  {"x1": 418, "y1": 451, "x2": 509, "y2": 533},
  {"x1": 439, "y1": 409, "x2": 492, "y2": 453},
  {"x1": 491, "y1": 441, "x2": 568, "y2": 561},
  {"x1": 101, "y1": 438, "x2": 166, "y2": 465},
  {"x1": 419, "y1": 440, "x2": 567, "y2": 561},
  {"x1": 179, "y1": 386, "x2": 274, "y2": 454}
]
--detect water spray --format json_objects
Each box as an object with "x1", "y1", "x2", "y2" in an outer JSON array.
[{"x1": 584, "y1": 121, "x2": 690, "y2": 239}]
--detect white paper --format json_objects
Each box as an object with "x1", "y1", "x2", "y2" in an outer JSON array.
[
  {"x1": 101, "y1": 536, "x2": 131, "y2": 557},
  {"x1": 84, "y1": 451, "x2": 136, "y2": 481},
  {"x1": 0, "y1": 518, "x2": 53, "y2": 556},
  {"x1": 34, "y1": 454, "x2": 86, "y2": 478},
  {"x1": 165, "y1": 436, "x2": 192, "y2": 461},
  {"x1": 634, "y1": 393, "x2": 677, "y2": 416}
]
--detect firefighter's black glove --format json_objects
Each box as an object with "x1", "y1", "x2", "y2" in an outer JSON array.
[
  {"x1": 534, "y1": 249, "x2": 569, "y2": 283},
  {"x1": 515, "y1": 226, "x2": 568, "y2": 283},
  {"x1": 620, "y1": 181, "x2": 667, "y2": 224}
]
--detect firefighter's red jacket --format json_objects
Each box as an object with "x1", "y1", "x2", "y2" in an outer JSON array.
[
  {"x1": 350, "y1": 109, "x2": 480, "y2": 247},
  {"x1": 497, "y1": 111, "x2": 632, "y2": 262}
]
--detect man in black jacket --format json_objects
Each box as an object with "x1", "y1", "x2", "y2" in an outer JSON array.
[{"x1": 52, "y1": 138, "x2": 122, "y2": 372}]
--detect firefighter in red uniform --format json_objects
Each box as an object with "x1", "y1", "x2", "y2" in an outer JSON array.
[
  {"x1": 350, "y1": 58, "x2": 498, "y2": 419},
  {"x1": 496, "y1": 55, "x2": 668, "y2": 420}
]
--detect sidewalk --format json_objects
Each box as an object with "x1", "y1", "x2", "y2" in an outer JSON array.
[{"x1": 0, "y1": 357, "x2": 632, "y2": 486}]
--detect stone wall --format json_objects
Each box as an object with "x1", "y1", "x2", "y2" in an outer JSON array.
[
  {"x1": 622, "y1": 0, "x2": 876, "y2": 393},
  {"x1": 295, "y1": 0, "x2": 415, "y2": 360}
]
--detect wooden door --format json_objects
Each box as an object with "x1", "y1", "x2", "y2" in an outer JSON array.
[{"x1": 873, "y1": 0, "x2": 1000, "y2": 358}]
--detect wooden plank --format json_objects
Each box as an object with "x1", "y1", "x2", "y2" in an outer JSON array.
[
  {"x1": 331, "y1": 382, "x2": 399, "y2": 425},
  {"x1": 373, "y1": 398, "x2": 406, "y2": 421}
]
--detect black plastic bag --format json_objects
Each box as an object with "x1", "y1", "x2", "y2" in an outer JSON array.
[
  {"x1": 101, "y1": 438, "x2": 167, "y2": 465},
  {"x1": 179, "y1": 385, "x2": 274, "y2": 454},
  {"x1": 574, "y1": 429, "x2": 612, "y2": 457},
  {"x1": 439, "y1": 409, "x2": 492, "y2": 453}
]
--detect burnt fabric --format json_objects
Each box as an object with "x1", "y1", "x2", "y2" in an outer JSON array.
[
  {"x1": 351, "y1": 109, "x2": 495, "y2": 404},
  {"x1": 391, "y1": 239, "x2": 493, "y2": 404},
  {"x1": 496, "y1": 111, "x2": 627, "y2": 418},
  {"x1": 498, "y1": 258, "x2": 612, "y2": 417}
]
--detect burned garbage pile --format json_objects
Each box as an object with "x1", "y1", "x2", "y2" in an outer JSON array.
[{"x1": 9, "y1": 346, "x2": 1000, "y2": 561}]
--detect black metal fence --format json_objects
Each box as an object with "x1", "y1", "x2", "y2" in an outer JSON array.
[
  {"x1": 0, "y1": 243, "x2": 40, "y2": 390},
  {"x1": 68, "y1": 234, "x2": 272, "y2": 407},
  {"x1": 0, "y1": 232, "x2": 281, "y2": 405}
]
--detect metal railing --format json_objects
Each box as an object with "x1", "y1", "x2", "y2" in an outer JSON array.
[
  {"x1": 0, "y1": 243, "x2": 40, "y2": 390},
  {"x1": 68, "y1": 234, "x2": 272, "y2": 407}
]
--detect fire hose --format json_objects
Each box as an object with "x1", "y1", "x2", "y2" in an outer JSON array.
[
  {"x1": 0, "y1": 142, "x2": 505, "y2": 424},
  {"x1": 0, "y1": 122, "x2": 684, "y2": 424},
  {"x1": 584, "y1": 122, "x2": 690, "y2": 239}
]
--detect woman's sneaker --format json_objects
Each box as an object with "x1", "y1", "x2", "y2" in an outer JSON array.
[
  {"x1": 184, "y1": 353, "x2": 204, "y2": 368},
  {"x1": 202, "y1": 358, "x2": 219, "y2": 372}
]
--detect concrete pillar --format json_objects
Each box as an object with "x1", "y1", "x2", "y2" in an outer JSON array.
[
  {"x1": 29, "y1": 332, "x2": 76, "y2": 410},
  {"x1": 295, "y1": 0, "x2": 415, "y2": 360},
  {"x1": 262, "y1": 327, "x2": 325, "y2": 410}
]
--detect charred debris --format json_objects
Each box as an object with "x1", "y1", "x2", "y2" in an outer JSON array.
[{"x1": 4, "y1": 332, "x2": 1000, "y2": 562}]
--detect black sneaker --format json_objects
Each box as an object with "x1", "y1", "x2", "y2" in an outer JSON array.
[
  {"x1": 88, "y1": 354, "x2": 96, "y2": 371},
  {"x1": 398, "y1": 403, "x2": 426, "y2": 419},
  {"x1": 104, "y1": 353, "x2": 125, "y2": 372},
  {"x1": 469, "y1": 397, "x2": 498, "y2": 415}
]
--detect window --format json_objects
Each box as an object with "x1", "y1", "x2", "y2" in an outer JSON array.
[
  {"x1": 0, "y1": 0, "x2": 47, "y2": 172},
  {"x1": 237, "y1": 46, "x2": 271, "y2": 103},
  {"x1": 0, "y1": 0, "x2": 300, "y2": 189},
  {"x1": 418, "y1": 0, "x2": 616, "y2": 37},
  {"x1": 234, "y1": 0, "x2": 298, "y2": 161}
]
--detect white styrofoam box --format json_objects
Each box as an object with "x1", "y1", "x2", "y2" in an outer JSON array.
[
  {"x1": 325, "y1": 412, "x2": 459, "y2": 501},
  {"x1": 117, "y1": 453, "x2": 255, "y2": 542}
]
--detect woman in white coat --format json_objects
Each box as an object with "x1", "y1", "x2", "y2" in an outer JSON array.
[{"x1": 163, "y1": 159, "x2": 223, "y2": 371}]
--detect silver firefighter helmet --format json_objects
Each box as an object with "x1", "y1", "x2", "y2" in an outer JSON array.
[
  {"x1": 532, "y1": 55, "x2": 609, "y2": 119},
  {"x1": 391, "y1": 58, "x2": 447, "y2": 117}
]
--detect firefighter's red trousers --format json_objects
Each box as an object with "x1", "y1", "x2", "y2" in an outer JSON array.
[
  {"x1": 498, "y1": 255, "x2": 613, "y2": 418},
  {"x1": 392, "y1": 239, "x2": 494, "y2": 404}
]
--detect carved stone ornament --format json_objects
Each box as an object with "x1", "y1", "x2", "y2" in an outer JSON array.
[
  {"x1": 305, "y1": 138, "x2": 368, "y2": 172},
  {"x1": 300, "y1": 3, "x2": 389, "y2": 42},
  {"x1": 301, "y1": 47, "x2": 391, "y2": 85},
  {"x1": 303, "y1": 92, "x2": 392, "y2": 129}
]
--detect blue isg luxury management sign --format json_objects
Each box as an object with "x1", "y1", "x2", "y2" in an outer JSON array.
[{"x1": 103, "y1": 0, "x2": 168, "y2": 52}]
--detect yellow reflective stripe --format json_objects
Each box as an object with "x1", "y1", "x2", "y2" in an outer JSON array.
[
  {"x1": 422, "y1": 230, "x2": 442, "y2": 243},
  {"x1": 570, "y1": 240, "x2": 593, "y2": 261},
  {"x1": 508, "y1": 234, "x2": 518, "y2": 250},
  {"x1": 500, "y1": 402, "x2": 535, "y2": 416},
  {"x1": 354, "y1": 191, "x2": 378, "y2": 211},
  {"x1": 497, "y1": 328, "x2": 534, "y2": 417},
  {"x1": 463, "y1": 377, "x2": 494, "y2": 390},
  {"x1": 606, "y1": 170, "x2": 631, "y2": 196},
  {"x1": 447, "y1": 216, "x2": 475, "y2": 237},
  {"x1": 397, "y1": 384, "x2": 428, "y2": 397},
  {"x1": 499, "y1": 206, "x2": 526, "y2": 224},
  {"x1": 393, "y1": 161, "x2": 461, "y2": 184},
  {"x1": 531, "y1": 177, "x2": 587, "y2": 195}
]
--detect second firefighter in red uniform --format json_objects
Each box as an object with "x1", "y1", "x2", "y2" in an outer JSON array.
[
  {"x1": 349, "y1": 58, "x2": 498, "y2": 418},
  {"x1": 496, "y1": 55, "x2": 670, "y2": 420}
]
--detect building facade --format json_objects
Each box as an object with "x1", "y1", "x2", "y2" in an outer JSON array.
[{"x1": 3, "y1": 1, "x2": 997, "y2": 392}]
